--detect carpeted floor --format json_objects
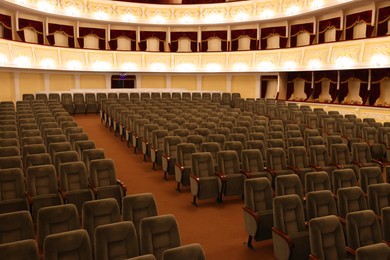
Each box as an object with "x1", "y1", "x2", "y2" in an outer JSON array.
[{"x1": 75, "y1": 114, "x2": 276, "y2": 260}]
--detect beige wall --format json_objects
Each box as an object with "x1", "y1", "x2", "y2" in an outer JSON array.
[
  {"x1": 50, "y1": 74, "x2": 74, "y2": 92},
  {"x1": 141, "y1": 75, "x2": 166, "y2": 89},
  {"x1": 171, "y1": 75, "x2": 197, "y2": 90},
  {"x1": 80, "y1": 74, "x2": 106, "y2": 89},
  {"x1": 231, "y1": 75, "x2": 256, "y2": 99},
  {"x1": 202, "y1": 75, "x2": 226, "y2": 92},
  {"x1": 0, "y1": 72, "x2": 15, "y2": 102},
  {"x1": 19, "y1": 73, "x2": 44, "y2": 100}
]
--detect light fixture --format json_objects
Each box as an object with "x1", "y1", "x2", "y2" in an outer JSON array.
[
  {"x1": 121, "y1": 62, "x2": 138, "y2": 71},
  {"x1": 335, "y1": 56, "x2": 354, "y2": 69},
  {"x1": 233, "y1": 62, "x2": 248, "y2": 72},
  {"x1": 0, "y1": 54, "x2": 8, "y2": 65},
  {"x1": 177, "y1": 62, "x2": 196, "y2": 72},
  {"x1": 65, "y1": 6, "x2": 80, "y2": 16},
  {"x1": 66, "y1": 60, "x2": 82, "y2": 70},
  {"x1": 13, "y1": 56, "x2": 31, "y2": 67},
  {"x1": 370, "y1": 53, "x2": 389, "y2": 67},
  {"x1": 37, "y1": 0, "x2": 55, "y2": 13},
  {"x1": 204, "y1": 13, "x2": 224, "y2": 23},
  {"x1": 179, "y1": 15, "x2": 194, "y2": 24},
  {"x1": 150, "y1": 62, "x2": 167, "y2": 71},
  {"x1": 40, "y1": 58, "x2": 56, "y2": 68},
  {"x1": 94, "y1": 11, "x2": 109, "y2": 20},
  {"x1": 257, "y1": 61, "x2": 275, "y2": 71},
  {"x1": 260, "y1": 9, "x2": 275, "y2": 19},
  {"x1": 234, "y1": 11, "x2": 249, "y2": 22},
  {"x1": 205, "y1": 62, "x2": 222, "y2": 72},
  {"x1": 311, "y1": 0, "x2": 324, "y2": 9},
  {"x1": 308, "y1": 59, "x2": 322, "y2": 69},
  {"x1": 92, "y1": 61, "x2": 111, "y2": 70},
  {"x1": 284, "y1": 60, "x2": 297, "y2": 70},
  {"x1": 122, "y1": 13, "x2": 136, "y2": 22},
  {"x1": 151, "y1": 15, "x2": 166, "y2": 24},
  {"x1": 286, "y1": 5, "x2": 300, "y2": 16}
]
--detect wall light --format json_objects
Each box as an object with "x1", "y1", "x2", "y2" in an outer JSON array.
[
  {"x1": 234, "y1": 11, "x2": 249, "y2": 22},
  {"x1": 177, "y1": 62, "x2": 196, "y2": 72},
  {"x1": 121, "y1": 62, "x2": 138, "y2": 71},
  {"x1": 92, "y1": 61, "x2": 111, "y2": 70},
  {"x1": 37, "y1": 0, "x2": 55, "y2": 13},
  {"x1": 260, "y1": 9, "x2": 275, "y2": 19},
  {"x1": 13, "y1": 56, "x2": 31, "y2": 67},
  {"x1": 311, "y1": 0, "x2": 324, "y2": 9},
  {"x1": 0, "y1": 54, "x2": 8, "y2": 65},
  {"x1": 94, "y1": 11, "x2": 109, "y2": 20},
  {"x1": 257, "y1": 61, "x2": 275, "y2": 71},
  {"x1": 122, "y1": 13, "x2": 137, "y2": 22},
  {"x1": 286, "y1": 5, "x2": 300, "y2": 16},
  {"x1": 40, "y1": 58, "x2": 56, "y2": 68},
  {"x1": 308, "y1": 59, "x2": 322, "y2": 70},
  {"x1": 179, "y1": 15, "x2": 194, "y2": 24},
  {"x1": 150, "y1": 62, "x2": 167, "y2": 71},
  {"x1": 335, "y1": 56, "x2": 355, "y2": 69},
  {"x1": 204, "y1": 13, "x2": 224, "y2": 23},
  {"x1": 205, "y1": 62, "x2": 222, "y2": 72},
  {"x1": 151, "y1": 15, "x2": 166, "y2": 24},
  {"x1": 233, "y1": 62, "x2": 248, "y2": 72},
  {"x1": 370, "y1": 53, "x2": 389, "y2": 67},
  {"x1": 66, "y1": 60, "x2": 82, "y2": 70},
  {"x1": 284, "y1": 60, "x2": 297, "y2": 70},
  {"x1": 65, "y1": 6, "x2": 81, "y2": 16}
]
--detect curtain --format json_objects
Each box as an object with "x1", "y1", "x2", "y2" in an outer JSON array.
[
  {"x1": 18, "y1": 18, "x2": 44, "y2": 44},
  {"x1": 286, "y1": 72, "x2": 312, "y2": 101},
  {"x1": 170, "y1": 31, "x2": 197, "y2": 52},
  {"x1": 201, "y1": 30, "x2": 228, "y2": 52},
  {"x1": 231, "y1": 29, "x2": 257, "y2": 51},
  {"x1": 78, "y1": 27, "x2": 105, "y2": 50},
  {"x1": 378, "y1": 6, "x2": 390, "y2": 36},
  {"x1": 345, "y1": 10, "x2": 374, "y2": 40},
  {"x1": 139, "y1": 31, "x2": 166, "y2": 52},
  {"x1": 109, "y1": 29, "x2": 136, "y2": 50},
  {"x1": 47, "y1": 23, "x2": 74, "y2": 48},
  {"x1": 260, "y1": 26, "x2": 287, "y2": 49},
  {"x1": 0, "y1": 14, "x2": 12, "y2": 40},
  {"x1": 313, "y1": 71, "x2": 338, "y2": 102},
  {"x1": 290, "y1": 23, "x2": 315, "y2": 47},
  {"x1": 370, "y1": 68, "x2": 390, "y2": 105},
  {"x1": 318, "y1": 17, "x2": 343, "y2": 43},
  {"x1": 339, "y1": 69, "x2": 369, "y2": 104}
]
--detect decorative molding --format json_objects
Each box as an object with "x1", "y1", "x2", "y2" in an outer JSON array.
[
  {"x1": 0, "y1": 36, "x2": 389, "y2": 73},
  {"x1": 2, "y1": 0, "x2": 364, "y2": 26}
]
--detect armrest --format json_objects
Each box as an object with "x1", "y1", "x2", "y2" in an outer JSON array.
[
  {"x1": 58, "y1": 188, "x2": 67, "y2": 201},
  {"x1": 161, "y1": 153, "x2": 170, "y2": 161},
  {"x1": 310, "y1": 165, "x2": 323, "y2": 171},
  {"x1": 117, "y1": 179, "x2": 127, "y2": 194},
  {"x1": 330, "y1": 163, "x2": 343, "y2": 169},
  {"x1": 141, "y1": 139, "x2": 149, "y2": 145},
  {"x1": 287, "y1": 166, "x2": 299, "y2": 174},
  {"x1": 352, "y1": 161, "x2": 363, "y2": 168},
  {"x1": 346, "y1": 247, "x2": 356, "y2": 256},
  {"x1": 240, "y1": 169, "x2": 250, "y2": 179},
  {"x1": 242, "y1": 206, "x2": 260, "y2": 223},
  {"x1": 272, "y1": 227, "x2": 292, "y2": 249},
  {"x1": 383, "y1": 241, "x2": 390, "y2": 247},
  {"x1": 266, "y1": 168, "x2": 277, "y2": 177},
  {"x1": 338, "y1": 216, "x2": 346, "y2": 225},
  {"x1": 88, "y1": 184, "x2": 98, "y2": 196},
  {"x1": 189, "y1": 173, "x2": 200, "y2": 183},
  {"x1": 215, "y1": 172, "x2": 227, "y2": 182},
  {"x1": 175, "y1": 163, "x2": 184, "y2": 172},
  {"x1": 371, "y1": 158, "x2": 386, "y2": 168},
  {"x1": 309, "y1": 254, "x2": 320, "y2": 260},
  {"x1": 25, "y1": 192, "x2": 33, "y2": 205}
]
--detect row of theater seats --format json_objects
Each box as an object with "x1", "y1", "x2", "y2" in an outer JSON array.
[
  {"x1": 0, "y1": 99, "x2": 206, "y2": 259},
  {"x1": 0, "y1": 196, "x2": 206, "y2": 260},
  {"x1": 97, "y1": 95, "x2": 390, "y2": 259},
  {"x1": 22, "y1": 91, "x2": 243, "y2": 116},
  {"x1": 244, "y1": 177, "x2": 390, "y2": 259}
]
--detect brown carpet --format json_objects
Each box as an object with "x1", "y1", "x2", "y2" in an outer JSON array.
[{"x1": 75, "y1": 114, "x2": 276, "y2": 260}]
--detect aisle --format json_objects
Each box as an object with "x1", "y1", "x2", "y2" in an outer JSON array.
[{"x1": 75, "y1": 114, "x2": 276, "y2": 260}]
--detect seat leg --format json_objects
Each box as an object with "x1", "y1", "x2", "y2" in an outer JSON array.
[
  {"x1": 164, "y1": 171, "x2": 167, "y2": 181},
  {"x1": 192, "y1": 195, "x2": 198, "y2": 206},
  {"x1": 176, "y1": 183, "x2": 181, "y2": 192},
  {"x1": 246, "y1": 236, "x2": 254, "y2": 250}
]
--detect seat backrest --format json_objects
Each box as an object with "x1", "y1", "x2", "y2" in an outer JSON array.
[
  {"x1": 186, "y1": 135, "x2": 204, "y2": 151},
  {"x1": 43, "y1": 229, "x2": 93, "y2": 260},
  {"x1": 362, "y1": 127, "x2": 378, "y2": 144},
  {"x1": 266, "y1": 147, "x2": 287, "y2": 170},
  {"x1": 139, "y1": 214, "x2": 181, "y2": 260},
  {"x1": 82, "y1": 198, "x2": 121, "y2": 248},
  {"x1": 217, "y1": 150, "x2": 240, "y2": 175},
  {"x1": 331, "y1": 143, "x2": 351, "y2": 164},
  {"x1": 273, "y1": 194, "x2": 306, "y2": 234},
  {"x1": 367, "y1": 183, "x2": 390, "y2": 215},
  {"x1": 94, "y1": 221, "x2": 139, "y2": 260},
  {"x1": 305, "y1": 171, "x2": 331, "y2": 193},
  {"x1": 0, "y1": 167, "x2": 26, "y2": 204},
  {"x1": 54, "y1": 150, "x2": 80, "y2": 174},
  {"x1": 162, "y1": 243, "x2": 206, "y2": 260},
  {"x1": 287, "y1": 146, "x2": 309, "y2": 168},
  {"x1": 306, "y1": 190, "x2": 337, "y2": 220},
  {"x1": 89, "y1": 158, "x2": 117, "y2": 187},
  {"x1": 0, "y1": 211, "x2": 35, "y2": 244},
  {"x1": 337, "y1": 186, "x2": 368, "y2": 218},
  {"x1": 346, "y1": 209, "x2": 382, "y2": 249},
  {"x1": 244, "y1": 177, "x2": 273, "y2": 212},
  {"x1": 191, "y1": 152, "x2": 214, "y2": 178},
  {"x1": 37, "y1": 204, "x2": 80, "y2": 249},
  {"x1": 26, "y1": 165, "x2": 58, "y2": 196},
  {"x1": 351, "y1": 142, "x2": 372, "y2": 163},
  {"x1": 152, "y1": 130, "x2": 169, "y2": 150},
  {"x1": 0, "y1": 239, "x2": 39, "y2": 260},
  {"x1": 0, "y1": 156, "x2": 23, "y2": 170},
  {"x1": 359, "y1": 166, "x2": 384, "y2": 193},
  {"x1": 241, "y1": 149, "x2": 264, "y2": 173},
  {"x1": 309, "y1": 145, "x2": 330, "y2": 167},
  {"x1": 59, "y1": 161, "x2": 89, "y2": 191},
  {"x1": 200, "y1": 142, "x2": 220, "y2": 166},
  {"x1": 332, "y1": 168, "x2": 358, "y2": 193},
  {"x1": 122, "y1": 193, "x2": 158, "y2": 237},
  {"x1": 163, "y1": 136, "x2": 182, "y2": 158},
  {"x1": 275, "y1": 174, "x2": 304, "y2": 200},
  {"x1": 176, "y1": 143, "x2": 197, "y2": 167},
  {"x1": 309, "y1": 215, "x2": 347, "y2": 259},
  {"x1": 82, "y1": 148, "x2": 105, "y2": 175}
]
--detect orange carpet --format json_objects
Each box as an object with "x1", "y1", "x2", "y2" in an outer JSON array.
[{"x1": 75, "y1": 114, "x2": 276, "y2": 260}]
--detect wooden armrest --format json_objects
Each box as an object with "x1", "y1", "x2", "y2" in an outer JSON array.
[
  {"x1": 240, "y1": 169, "x2": 250, "y2": 179},
  {"x1": 25, "y1": 192, "x2": 33, "y2": 205},
  {"x1": 309, "y1": 254, "x2": 320, "y2": 260},
  {"x1": 310, "y1": 165, "x2": 322, "y2": 171},
  {"x1": 383, "y1": 241, "x2": 390, "y2": 247},
  {"x1": 58, "y1": 188, "x2": 67, "y2": 200},
  {"x1": 117, "y1": 179, "x2": 127, "y2": 194},
  {"x1": 330, "y1": 163, "x2": 343, "y2": 169},
  {"x1": 287, "y1": 166, "x2": 299, "y2": 173},
  {"x1": 338, "y1": 216, "x2": 346, "y2": 225},
  {"x1": 88, "y1": 184, "x2": 98, "y2": 196},
  {"x1": 266, "y1": 168, "x2": 277, "y2": 177},
  {"x1": 161, "y1": 153, "x2": 170, "y2": 160},
  {"x1": 141, "y1": 139, "x2": 149, "y2": 145},
  {"x1": 215, "y1": 172, "x2": 227, "y2": 182},
  {"x1": 189, "y1": 173, "x2": 200, "y2": 183},
  {"x1": 272, "y1": 227, "x2": 293, "y2": 248},
  {"x1": 242, "y1": 206, "x2": 260, "y2": 223},
  {"x1": 175, "y1": 163, "x2": 184, "y2": 171},
  {"x1": 352, "y1": 161, "x2": 363, "y2": 168},
  {"x1": 346, "y1": 247, "x2": 356, "y2": 256}
]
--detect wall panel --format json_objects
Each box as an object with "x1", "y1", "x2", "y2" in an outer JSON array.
[
  {"x1": 0, "y1": 72, "x2": 15, "y2": 101},
  {"x1": 80, "y1": 74, "x2": 106, "y2": 89},
  {"x1": 231, "y1": 75, "x2": 256, "y2": 98},
  {"x1": 171, "y1": 75, "x2": 197, "y2": 90},
  {"x1": 50, "y1": 74, "x2": 74, "y2": 91},
  {"x1": 202, "y1": 75, "x2": 226, "y2": 92}
]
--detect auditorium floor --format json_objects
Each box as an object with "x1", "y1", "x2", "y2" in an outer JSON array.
[{"x1": 75, "y1": 114, "x2": 276, "y2": 260}]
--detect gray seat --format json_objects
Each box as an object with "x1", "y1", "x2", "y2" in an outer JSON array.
[
  {"x1": 174, "y1": 143, "x2": 197, "y2": 192},
  {"x1": 0, "y1": 168, "x2": 29, "y2": 214},
  {"x1": 306, "y1": 190, "x2": 338, "y2": 221},
  {"x1": 161, "y1": 136, "x2": 182, "y2": 180},
  {"x1": 0, "y1": 239, "x2": 39, "y2": 260},
  {"x1": 359, "y1": 166, "x2": 384, "y2": 193},
  {"x1": 243, "y1": 177, "x2": 274, "y2": 249},
  {"x1": 305, "y1": 171, "x2": 331, "y2": 193},
  {"x1": 139, "y1": 214, "x2": 181, "y2": 260},
  {"x1": 162, "y1": 243, "x2": 206, "y2": 260},
  {"x1": 337, "y1": 186, "x2": 367, "y2": 219},
  {"x1": 0, "y1": 210, "x2": 34, "y2": 244},
  {"x1": 355, "y1": 243, "x2": 390, "y2": 260},
  {"x1": 241, "y1": 149, "x2": 271, "y2": 181},
  {"x1": 367, "y1": 183, "x2": 390, "y2": 216}
]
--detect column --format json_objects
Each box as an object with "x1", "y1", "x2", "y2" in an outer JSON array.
[
  {"x1": 74, "y1": 74, "x2": 80, "y2": 89},
  {"x1": 13, "y1": 72, "x2": 20, "y2": 101},
  {"x1": 197, "y1": 75, "x2": 202, "y2": 91},
  {"x1": 226, "y1": 75, "x2": 232, "y2": 92}
]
